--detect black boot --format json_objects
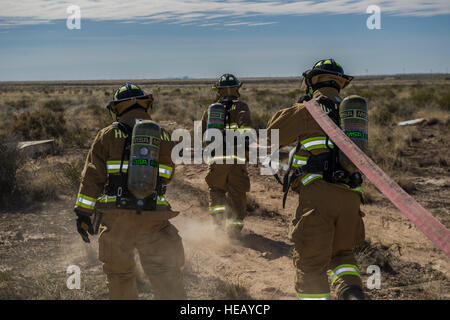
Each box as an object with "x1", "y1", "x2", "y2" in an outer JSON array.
[{"x1": 338, "y1": 286, "x2": 365, "y2": 300}]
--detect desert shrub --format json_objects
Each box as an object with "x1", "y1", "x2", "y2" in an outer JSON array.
[
  {"x1": 411, "y1": 88, "x2": 434, "y2": 106},
  {"x1": 171, "y1": 88, "x2": 181, "y2": 95},
  {"x1": 18, "y1": 167, "x2": 60, "y2": 203},
  {"x1": 379, "y1": 88, "x2": 396, "y2": 99},
  {"x1": 66, "y1": 124, "x2": 91, "y2": 149},
  {"x1": 253, "y1": 89, "x2": 271, "y2": 98},
  {"x1": 342, "y1": 85, "x2": 362, "y2": 96},
  {"x1": 0, "y1": 135, "x2": 59, "y2": 209},
  {"x1": 0, "y1": 136, "x2": 21, "y2": 206},
  {"x1": 7, "y1": 99, "x2": 32, "y2": 110},
  {"x1": 266, "y1": 95, "x2": 293, "y2": 110},
  {"x1": 384, "y1": 102, "x2": 399, "y2": 114},
  {"x1": 286, "y1": 90, "x2": 300, "y2": 100},
  {"x1": 86, "y1": 104, "x2": 114, "y2": 128},
  {"x1": 251, "y1": 112, "x2": 272, "y2": 130},
  {"x1": 51, "y1": 158, "x2": 85, "y2": 194},
  {"x1": 181, "y1": 91, "x2": 194, "y2": 97},
  {"x1": 164, "y1": 103, "x2": 177, "y2": 116},
  {"x1": 437, "y1": 93, "x2": 450, "y2": 111},
  {"x1": 378, "y1": 101, "x2": 415, "y2": 121},
  {"x1": 87, "y1": 104, "x2": 102, "y2": 115},
  {"x1": 216, "y1": 277, "x2": 252, "y2": 300},
  {"x1": 8, "y1": 110, "x2": 67, "y2": 140},
  {"x1": 63, "y1": 160, "x2": 84, "y2": 192},
  {"x1": 197, "y1": 97, "x2": 214, "y2": 107},
  {"x1": 367, "y1": 124, "x2": 417, "y2": 175},
  {"x1": 359, "y1": 89, "x2": 377, "y2": 100},
  {"x1": 43, "y1": 100, "x2": 64, "y2": 112},
  {"x1": 371, "y1": 105, "x2": 393, "y2": 124}
]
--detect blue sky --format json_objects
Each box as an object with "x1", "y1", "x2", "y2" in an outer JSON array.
[{"x1": 0, "y1": 0, "x2": 449, "y2": 81}]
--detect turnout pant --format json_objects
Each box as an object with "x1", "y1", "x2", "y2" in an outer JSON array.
[
  {"x1": 290, "y1": 180, "x2": 365, "y2": 300},
  {"x1": 98, "y1": 211, "x2": 186, "y2": 300},
  {"x1": 205, "y1": 163, "x2": 251, "y2": 232}
]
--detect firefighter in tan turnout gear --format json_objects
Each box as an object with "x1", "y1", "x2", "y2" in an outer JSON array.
[
  {"x1": 74, "y1": 83, "x2": 186, "y2": 300},
  {"x1": 201, "y1": 74, "x2": 253, "y2": 238},
  {"x1": 267, "y1": 59, "x2": 367, "y2": 300}
]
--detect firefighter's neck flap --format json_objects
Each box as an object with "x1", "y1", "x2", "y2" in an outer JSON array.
[
  {"x1": 213, "y1": 74, "x2": 242, "y2": 101},
  {"x1": 300, "y1": 59, "x2": 353, "y2": 101},
  {"x1": 106, "y1": 83, "x2": 153, "y2": 118}
]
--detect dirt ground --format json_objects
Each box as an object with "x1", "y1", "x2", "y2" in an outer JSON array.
[
  {"x1": 1, "y1": 122, "x2": 448, "y2": 300},
  {"x1": 0, "y1": 78, "x2": 449, "y2": 300}
]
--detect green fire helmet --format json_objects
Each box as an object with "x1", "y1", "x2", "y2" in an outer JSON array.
[
  {"x1": 106, "y1": 83, "x2": 153, "y2": 116},
  {"x1": 312, "y1": 59, "x2": 345, "y2": 76},
  {"x1": 302, "y1": 59, "x2": 353, "y2": 93},
  {"x1": 113, "y1": 83, "x2": 147, "y2": 101}
]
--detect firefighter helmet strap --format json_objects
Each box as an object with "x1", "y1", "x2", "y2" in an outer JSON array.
[{"x1": 302, "y1": 69, "x2": 353, "y2": 95}]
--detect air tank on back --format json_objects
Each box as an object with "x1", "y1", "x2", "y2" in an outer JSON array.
[
  {"x1": 339, "y1": 95, "x2": 369, "y2": 173},
  {"x1": 206, "y1": 103, "x2": 226, "y2": 141},
  {"x1": 127, "y1": 120, "x2": 161, "y2": 200}
]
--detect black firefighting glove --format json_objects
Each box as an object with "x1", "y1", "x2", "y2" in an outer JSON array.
[{"x1": 75, "y1": 209, "x2": 94, "y2": 243}]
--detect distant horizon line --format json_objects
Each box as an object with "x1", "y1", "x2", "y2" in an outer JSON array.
[{"x1": 1, "y1": 72, "x2": 449, "y2": 84}]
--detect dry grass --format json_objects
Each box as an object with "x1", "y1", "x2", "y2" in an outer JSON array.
[
  {"x1": 0, "y1": 135, "x2": 22, "y2": 206},
  {"x1": 216, "y1": 276, "x2": 253, "y2": 300},
  {"x1": 0, "y1": 135, "x2": 74, "y2": 209},
  {"x1": 355, "y1": 240, "x2": 449, "y2": 300},
  {"x1": 7, "y1": 110, "x2": 67, "y2": 140},
  {"x1": 0, "y1": 270, "x2": 107, "y2": 300}
]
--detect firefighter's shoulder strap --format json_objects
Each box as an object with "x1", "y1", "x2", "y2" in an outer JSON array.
[
  {"x1": 219, "y1": 97, "x2": 234, "y2": 129},
  {"x1": 315, "y1": 96, "x2": 340, "y2": 125},
  {"x1": 113, "y1": 121, "x2": 133, "y2": 138},
  {"x1": 316, "y1": 96, "x2": 341, "y2": 180},
  {"x1": 306, "y1": 97, "x2": 360, "y2": 187},
  {"x1": 112, "y1": 121, "x2": 133, "y2": 179}
]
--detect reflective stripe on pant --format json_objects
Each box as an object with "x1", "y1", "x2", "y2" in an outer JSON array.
[
  {"x1": 98, "y1": 211, "x2": 186, "y2": 300},
  {"x1": 226, "y1": 218, "x2": 244, "y2": 230},
  {"x1": 205, "y1": 163, "x2": 250, "y2": 224},
  {"x1": 208, "y1": 189, "x2": 226, "y2": 226},
  {"x1": 297, "y1": 293, "x2": 331, "y2": 300},
  {"x1": 290, "y1": 180, "x2": 365, "y2": 298}
]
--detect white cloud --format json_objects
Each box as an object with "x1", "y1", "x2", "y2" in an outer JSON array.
[
  {"x1": 198, "y1": 23, "x2": 220, "y2": 27},
  {"x1": 0, "y1": 0, "x2": 448, "y2": 27},
  {"x1": 224, "y1": 21, "x2": 250, "y2": 26},
  {"x1": 248, "y1": 21, "x2": 278, "y2": 26}
]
